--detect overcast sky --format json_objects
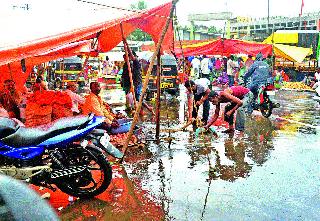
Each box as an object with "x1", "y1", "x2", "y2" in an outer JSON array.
[{"x1": 2, "y1": 0, "x2": 320, "y2": 26}]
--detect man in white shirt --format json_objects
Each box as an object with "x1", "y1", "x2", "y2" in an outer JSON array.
[
  {"x1": 227, "y1": 55, "x2": 236, "y2": 86},
  {"x1": 184, "y1": 78, "x2": 211, "y2": 125},
  {"x1": 65, "y1": 82, "x2": 85, "y2": 115},
  {"x1": 200, "y1": 55, "x2": 211, "y2": 80},
  {"x1": 191, "y1": 56, "x2": 201, "y2": 79}
]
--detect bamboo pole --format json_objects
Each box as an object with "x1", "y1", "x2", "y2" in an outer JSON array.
[
  {"x1": 155, "y1": 52, "x2": 161, "y2": 142},
  {"x1": 120, "y1": 0, "x2": 178, "y2": 162},
  {"x1": 120, "y1": 22, "x2": 137, "y2": 108},
  {"x1": 7, "y1": 63, "x2": 13, "y2": 81}
]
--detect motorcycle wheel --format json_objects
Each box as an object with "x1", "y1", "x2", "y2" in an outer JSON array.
[
  {"x1": 259, "y1": 100, "x2": 273, "y2": 118},
  {"x1": 54, "y1": 146, "x2": 112, "y2": 198}
]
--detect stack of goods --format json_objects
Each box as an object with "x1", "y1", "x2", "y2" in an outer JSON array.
[
  {"x1": 282, "y1": 82, "x2": 314, "y2": 91},
  {"x1": 25, "y1": 91, "x2": 54, "y2": 127},
  {"x1": 25, "y1": 91, "x2": 73, "y2": 127},
  {"x1": 51, "y1": 91, "x2": 73, "y2": 121}
]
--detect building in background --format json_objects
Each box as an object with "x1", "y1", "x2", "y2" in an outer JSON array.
[{"x1": 230, "y1": 11, "x2": 320, "y2": 41}]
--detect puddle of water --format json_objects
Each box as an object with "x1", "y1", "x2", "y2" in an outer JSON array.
[
  {"x1": 124, "y1": 90, "x2": 320, "y2": 220},
  {"x1": 53, "y1": 89, "x2": 320, "y2": 220}
]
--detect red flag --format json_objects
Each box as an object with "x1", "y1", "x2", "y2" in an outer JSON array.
[{"x1": 300, "y1": 0, "x2": 304, "y2": 16}]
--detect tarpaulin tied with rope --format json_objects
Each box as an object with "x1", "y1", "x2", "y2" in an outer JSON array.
[
  {"x1": 0, "y1": 40, "x2": 92, "y2": 90},
  {"x1": 0, "y1": 1, "x2": 174, "y2": 90},
  {"x1": 173, "y1": 38, "x2": 313, "y2": 64},
  {"x1": 174, "y1": 38, "x2": 273, "y2": 58}
]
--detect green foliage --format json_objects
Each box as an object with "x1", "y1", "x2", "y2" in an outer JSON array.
[
  {"x1": 130, "y1": 0, "x2": 147, "y2": 10},
  {"x1": 129, "y1": 29, "x2": 152, "y2": 41},
  {"x1": 128, "y1": 0, "x2": 152, "y2": 41},
  {"x1": 208, "y1": 26, "x2": 221, "y2": 34}
]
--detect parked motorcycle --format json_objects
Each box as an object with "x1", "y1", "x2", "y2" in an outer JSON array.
[
  {"x1": 0, "y1": 114, "x2": 123, "y2": 198},
  {"x1": 255, "y1": 83, "x2": 280, "y2": 118}
]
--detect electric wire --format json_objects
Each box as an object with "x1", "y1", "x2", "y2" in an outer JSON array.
[{"x1": 76, "y1": 0, "x2": 177, "y2": 20}]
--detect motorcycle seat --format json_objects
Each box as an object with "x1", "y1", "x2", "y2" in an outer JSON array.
[
  {"x1": 1, "y1": 114, "x2": 93, "y2": 147},
  {"x1": 0, "y1": 117, "x2": 20, "y2": 139}
]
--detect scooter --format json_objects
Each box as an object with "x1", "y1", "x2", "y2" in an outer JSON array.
[{"x1": 0, "y1": 114, "x2": 123, "y2": 198}]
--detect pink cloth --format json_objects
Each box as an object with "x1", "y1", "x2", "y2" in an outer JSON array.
[
  {"x1": 230, "y1": 86, "x2": 249, "y2": 99},
  {"x1": 215, "y1": 59, "x2": 222, "y2": 70}
]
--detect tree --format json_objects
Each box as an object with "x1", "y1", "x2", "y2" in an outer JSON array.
[
  {"x1": 128, "y1": 0, "x2": 152, "y2": 41},
  {"x1": 208, "y1": 26, "x2": 222, "y2": 34},
  {"x1": 130, "y1": 0, "x2": 147, "y2": 10}
]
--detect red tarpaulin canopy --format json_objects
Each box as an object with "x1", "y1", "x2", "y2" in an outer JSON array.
[
  {"x1": 0, "y1": 40, "x2": 92, "y2": 89},
  {"x1": 0, "y1": 1, "x2": 174, "y2": 89},
  {"x1": 174, "y1": 38, "x2": 273, "y2": 57}
]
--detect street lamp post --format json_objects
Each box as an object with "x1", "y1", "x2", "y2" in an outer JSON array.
[{"x1": 267, "y1": 0, "x2": 270, "y2": 34}]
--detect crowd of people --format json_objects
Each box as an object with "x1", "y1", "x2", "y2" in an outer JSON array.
[
  {"x1": 1, "y1": 49, "x2": 320, "y2": 139},
  {"x1": 182, "y1": 52, "x2": 320, "y2": 137},
  {"x1": 183, "y1": 52, "x2": 281, "y2": 137},
  {"x1": 179, "y1": 53, "x2": 289, "y2": 88}
]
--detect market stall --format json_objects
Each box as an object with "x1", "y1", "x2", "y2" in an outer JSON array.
[{"x1": 0, "y1": 1, "x2": 175, "y2": 89}]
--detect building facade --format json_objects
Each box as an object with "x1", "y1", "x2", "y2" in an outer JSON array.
[{"x1": 230, "y1": 12, "x2": 320, "y2": 41}]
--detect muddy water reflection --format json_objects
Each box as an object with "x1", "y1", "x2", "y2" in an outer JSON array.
[{"x1": 125, "y1": 90, "x2": 320, "y2": 220}]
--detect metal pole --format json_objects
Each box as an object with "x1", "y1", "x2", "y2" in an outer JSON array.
[
  {"x1": 271, "y1": 18, "x2": 275, "y2": 72},
  {"x1": 120, "y1": 0, "x2": 178, "y2": 163},
  {"x1": 267, "y1": 0, "x2": 270, "y2": 35},
  {"x1": 155, "y1": 52, "x2": 161, "y2": 142}
]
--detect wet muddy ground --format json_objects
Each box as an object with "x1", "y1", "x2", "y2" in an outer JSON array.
[{"x1": 54, "y1": 90, "x2": 320, "y2": 220}]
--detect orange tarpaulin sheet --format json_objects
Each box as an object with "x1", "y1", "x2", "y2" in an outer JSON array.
[
  {"x1": 0, "y1": 63, "x2": 31, "y2": 91},
  {"x1": 0, "y1": 2, "x2": 173, "y2": 67},
  {"x1": 0, "y1": 2, "x2": 174, "y2": 89},
  {"x1": 121, "y1": 2, "x2": 174, "y2": 53},
  {"x1": 174, "y1": 38, "x2": 273, "y2": 57},
  {"x1": 0, "y1": 40, "x2": 92, "y2": 90},
  {"x1": 97, "y1": 1, "x2": 173, "y2": 53}
]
